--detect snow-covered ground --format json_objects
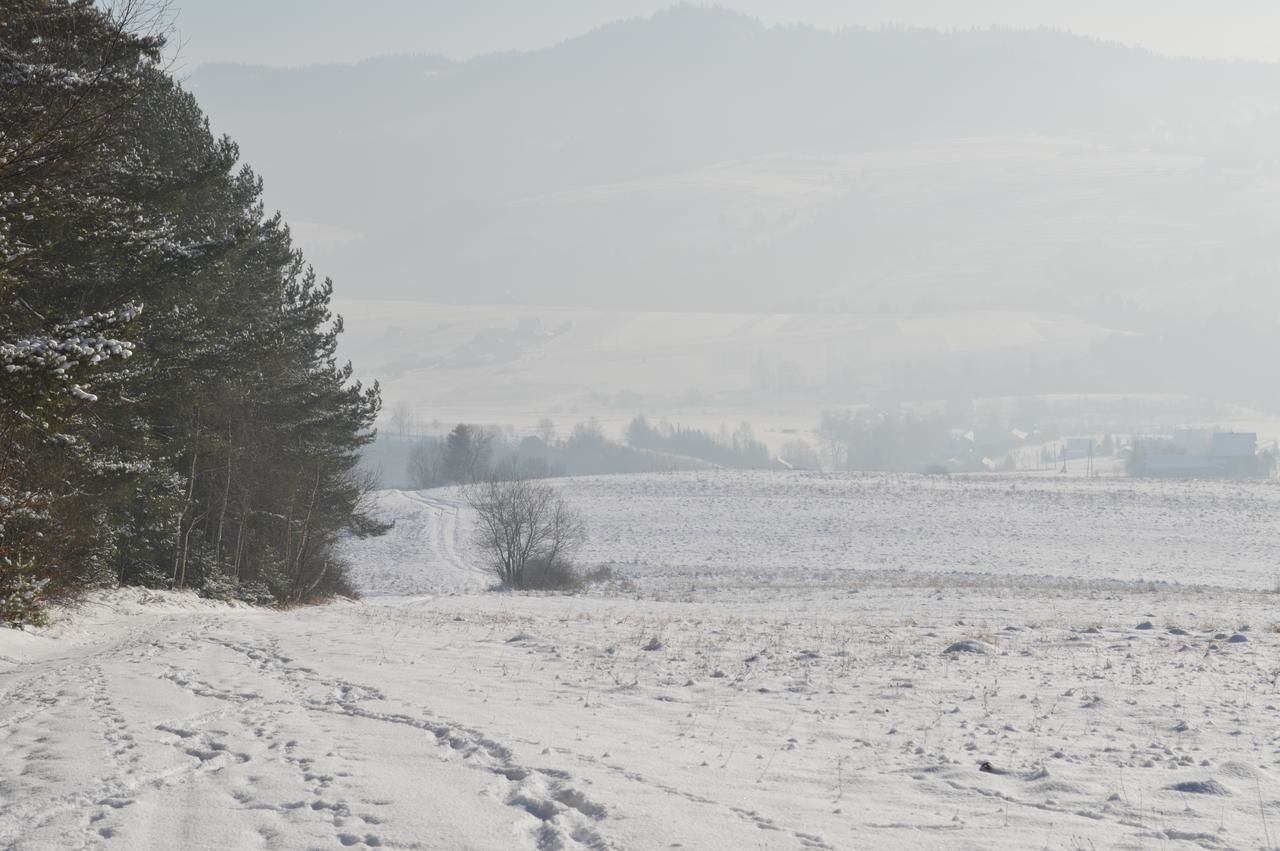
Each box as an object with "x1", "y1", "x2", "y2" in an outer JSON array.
[
  {"x1": 353, "y1": 473, "x2": 1280, "y2": 597},
  {"x1": 5, "y1": 473, "x2": 1280, "y2": 849}
]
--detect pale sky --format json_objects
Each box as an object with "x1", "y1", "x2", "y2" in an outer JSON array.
[{"x1": 168, "y1": 1, "x2": 1280, "y2": 70}]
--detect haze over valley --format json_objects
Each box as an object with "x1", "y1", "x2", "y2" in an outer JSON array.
[
  {"x1": 187, "y1": 8, "x2": 1280, "y2": 428},
  {"x1": 7, "y1": 4, "x2": 1280, "y2": 850}
]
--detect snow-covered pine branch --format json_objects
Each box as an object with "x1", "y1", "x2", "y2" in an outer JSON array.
[{"x1": 0, "y1": 304, "x2": 141, "y2": 403}]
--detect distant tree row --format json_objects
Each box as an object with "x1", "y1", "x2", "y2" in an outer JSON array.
[
  {"x1": 818, "y1": 410, "x2": 951, "y2": 472},
  {"x1": 1, "y1": 2, "x2": 382, "y2": 624},
  {"x1": 625, "y1": 416, "x2": 772, "y2": 469},
  {"x1": 406, "y1": 421, "x2": 710, "y2": 488},
  {"x1": 403, "y1": 416, "x2": 776, "y2": 490}
]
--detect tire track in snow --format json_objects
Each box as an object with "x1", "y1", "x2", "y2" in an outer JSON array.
[
  {"x1": 398, "y1": 490, "x2": 490, "y2": 589},
  {"x1": 200, "y1": 631, "x2": 614, "y2": 850},
  {"x1": 568, "y1": 752, "x2": 835, "y2": 850},
  {"x1": 0, "y1": 619, "x2": 259, "y2": 849},
  {"x1": 108, "y1": 625, "x2": 399, "y2": 850},
  {"x1": 397, "y1": 491, "x2": 467, "y2": 573},
  {"x1": 345, "y1": 489, "x2": 490, "y2": 596}
]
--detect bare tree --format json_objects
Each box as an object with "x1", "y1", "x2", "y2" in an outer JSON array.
[
  {"x1": 465, "y1": 477, "x2": 585, "y2": 589},
  {"x1": 389, "y1": 401, "x2": 415, "y2": 438},
  {"x1": 780, "y1": 438, "x2": 822, "y2": 471},
  {"x1": 407, "y1": 438, "x2": 444, "y2": 489}
]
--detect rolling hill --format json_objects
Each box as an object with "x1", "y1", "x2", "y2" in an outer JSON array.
[{"x1": 190, "y1": 6, "x2": 1280, "y2": 317}]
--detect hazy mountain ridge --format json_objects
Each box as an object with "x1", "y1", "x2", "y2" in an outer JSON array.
[{"x1": 189, "y1": 5, "x2": 1280, "y2": 314}]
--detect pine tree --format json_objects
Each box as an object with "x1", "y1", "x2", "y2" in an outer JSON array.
[
  {"x1": 0, "y1": 1, "x2": 386, "y2": 621},
  {"x1": 0, "y1": 0, "x2": 161, "y2": 619}
]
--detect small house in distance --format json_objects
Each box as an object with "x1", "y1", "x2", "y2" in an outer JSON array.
[
  {"x1": 1063, "y1": 437, "x2": 1095, "y2": 460},
  {"x1": 1211, "y1": 432, "x2": 1260, "y2": 477},
  {"x1": 1129, "y1": 431, "x2": 1268, "y2": 478}
]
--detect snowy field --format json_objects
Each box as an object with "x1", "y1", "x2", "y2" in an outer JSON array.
[
  {"x1": 353, "y1": 473, "x2": 1280, "y2": 597},
  {"x1": 5, "y1": 473, "x2": 1280, "y2": 849}
]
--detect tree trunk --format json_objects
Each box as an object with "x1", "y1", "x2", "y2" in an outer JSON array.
[
  {"x1": 214, "y1": 429, "x2": 232, "y2": 568},
  {"x1": 291, "y1": 465, "x2": 322, "y2": 594},
  {"x1": 172, "y1": 421, "x2": 200, "y2": 586}
]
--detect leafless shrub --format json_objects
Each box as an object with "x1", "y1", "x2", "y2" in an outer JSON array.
[
  {"x1": 521, "y1": 555, "x2": 580, "y2": 591},
  {"x1": 465, "y1": 477, "x2": 586, "y2": 590}
]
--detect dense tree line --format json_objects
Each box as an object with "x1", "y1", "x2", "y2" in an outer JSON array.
[
  {"x1": 1, "y1": 1, "x2": 383, "y2": 624},
  {"x1": 405, "y1": 421, "x2": 708, "y2": 489},
  {"x1": 817, "y1": 410, "x2": 951, "y2": 472},
  {"x1": 625, "y1": 416, "x2": 771, "y2": 469}
]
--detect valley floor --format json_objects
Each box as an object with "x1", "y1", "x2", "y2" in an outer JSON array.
[{"x1": 4, "y1": 474, "x2": 1280, "y2": 850}]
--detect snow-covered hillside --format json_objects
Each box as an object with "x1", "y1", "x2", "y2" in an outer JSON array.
[
  {"x1": 191, "y1": 20, "x2": 1280, "y2": 316},
  {"x1": 5, "y1": 472, "x2": 1280, "y2": 850},
  {"x1": 333, "y1": 299, "x2": 1129, "y2": 442},
  {"x1": 333, "y1": 301, "x2": 1118, "y2": 408}
]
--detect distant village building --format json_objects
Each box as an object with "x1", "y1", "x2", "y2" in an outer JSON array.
[
  {"x1": 1131, "y1": 431, "x2": 1265, "y2": 478},
  {"x1": 1211, "y1": 431, "x2": 1256, "y2": 458},
  {"x1": 1063, "y1": 437, "x2": 1095, "y2": 460},
  {"x1": 1173, "y1": 428, "x2": 1212, "y2": 454},
  {"x1": 1211, "y1": 432, "x2": 1260, "y2": 477},
  {"x1": 515, "y1": 316, "x2": 544, "y2": 338},
  {"x1": 1141, "y1": 452, "x2": 1213, "y2": 476}
]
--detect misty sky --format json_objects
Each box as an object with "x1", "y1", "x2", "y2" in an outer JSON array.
[{"x1": 170, "y1": 1, "x2": 1280, "y2": 69}]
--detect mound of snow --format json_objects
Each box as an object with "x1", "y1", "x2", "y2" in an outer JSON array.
[
  {"x1": 944, "y1": 639, "x2": 996, "y2": 655},
  {"x1": 1167, "y1": 779, "x2": 1230, "y2": 796}
]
